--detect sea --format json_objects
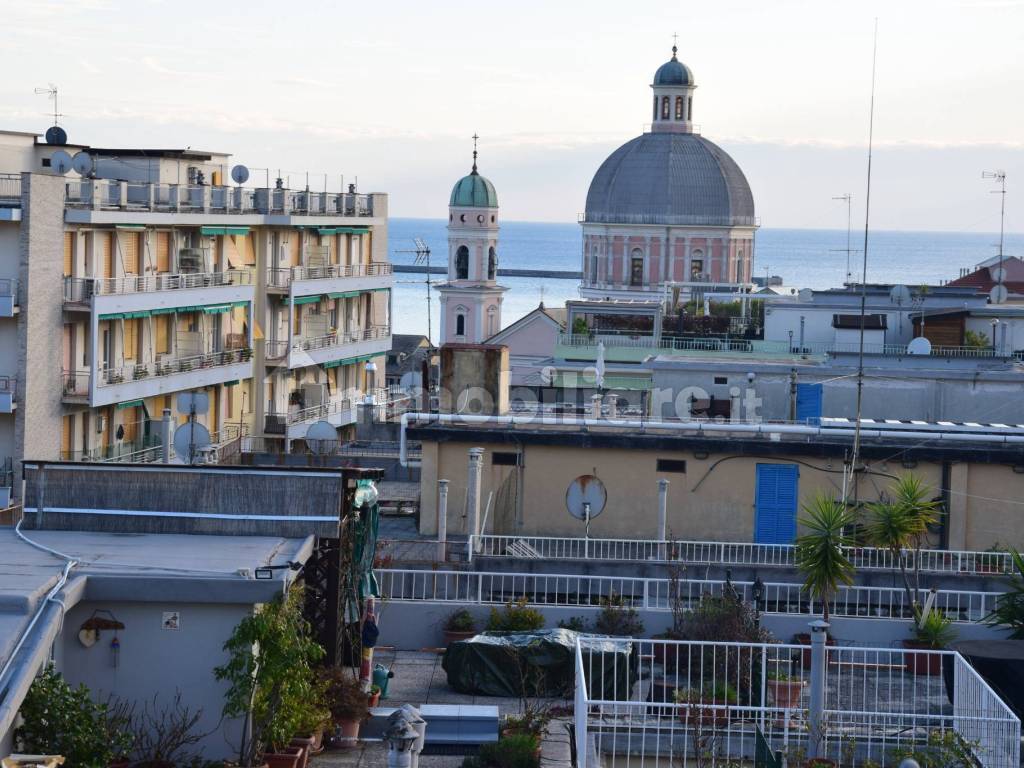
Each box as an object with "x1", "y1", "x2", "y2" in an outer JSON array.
[{"x1": 387, "y1": 218, "x2": 1024, "y2": 339}]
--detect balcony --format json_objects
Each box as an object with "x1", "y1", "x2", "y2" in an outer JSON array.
[
  {"x1": 62, "y1": 180, "x2": 376, "y2": 219},
  {"x1": 77, "y1": 348, "x2": 253, "y2": 407},
  {"x1": 0, "y1": 376, "x2": 14, "y2": 413},
  {"x1": 267, "y1": 396, "x2": 358, "y2": 439},
  {"x1": 288, "y1": 324, "x2": 391, "y2": 369},
  {"x1": 0, "y1": 174, "x2": 19, "y2": 207},
  {"x1": 0, "y1": 278, "x2": 17, "y2": 317},
  {"x1": 264, "y1": 339, "x2": 289, "y2": 362},
  {"x1": 289, "y1": 262, "x2": 392, "y2": 298},
  {"x1": 64, "y1": 270, "x2": 255, "y2": 317}
]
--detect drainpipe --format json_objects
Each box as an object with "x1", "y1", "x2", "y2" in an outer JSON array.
[
  {"x1": 437, "y1": 479, "x2": 449, "y2": 563},
  {"x1": 940, "y1": 462, "x2": 951, "y2": 550},
  {"x1": 466, "y1": 448, "x2": 484, "y2": 541},
  {"x1": 799, "y1": 315, "x2": 805, "y2": 352},
  {"x1": 657, "y1": 479, "x2": 669, "y2": 559},
  {"x1": 161, "y1": 408, "x2": 173, "y2": 463}
]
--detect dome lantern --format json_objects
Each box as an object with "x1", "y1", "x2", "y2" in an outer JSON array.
[{"x1": 650, "y1": 44, "x2": 697, "y2": 134}]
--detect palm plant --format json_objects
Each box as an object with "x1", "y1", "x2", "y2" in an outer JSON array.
[
  {"x1": 795, "y1": 494, "x2": 856, "y2": 622},
  {"x1": 983, "y1": 548, "x2": 1024, "y2": 638},
  {"x1": 863, "y1": 475, "x2": 940, "y2": 627}
]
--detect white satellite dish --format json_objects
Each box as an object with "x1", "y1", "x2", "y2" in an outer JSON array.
[
  {"x1": 305, "y1": 420, "x2": 337, "y2": 455},
  {"x1": 173, "y1": 421, "x2": 211, "y2": 464},
  {"x1": 797, "y1": 288, "x2": 813, "y2": 303},
  {"x1": 565, "y1": 475, "x2": 607, "y2": 521},
  {"x1": 399, "y1": 370, "x2": 422, "y2": 390},
  {"x1": 991, "y1": 284, "x2": 1009, "y2": 304},
  {"x1": 71, "y1": 152, "x2": 93, "y2": 176},
  {"x1": 991, "y1": 267, "x2": 1008, "y2": 284},
  {"x1": 889, "y1": 285, "x2": 912, "y2": 304},
  {"x1": 177, "y1": 391, "x2": 209, "y2": 415},
  {"x1": 231, "y1": 164, "x2": 250, "y2": 185},
  {"x1": 907, "y1": 337, "x2": 932, "y2": 356},
  {"x1": 49, "y1": 150, "x2": 72, "y2": 174}
]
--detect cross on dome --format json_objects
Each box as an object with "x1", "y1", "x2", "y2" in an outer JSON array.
[{"x1": 471, "y1": 133, "x2": 479, "y2": 173}]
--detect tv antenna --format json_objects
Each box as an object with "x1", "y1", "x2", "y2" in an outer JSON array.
[
  {"x1": 34, "y1": 84, "x2": 62, "y2": 125},
  {"x1": 982, "y1": 170, "x2": 1007, "y2": 298},
  {"x1": 395, "y1": 238, "x2": 433, "y2": 343},
  {"x1": 831, "y1": 193, "x2": 861, "y2": 285}
]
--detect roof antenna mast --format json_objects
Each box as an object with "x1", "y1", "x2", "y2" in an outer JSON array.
[
  {"x1": 34, "y1": 83, "x2": 61, "y2": 125},
  {"x1": 846, "y1": 19, "x2": 879, "y2": 504}
]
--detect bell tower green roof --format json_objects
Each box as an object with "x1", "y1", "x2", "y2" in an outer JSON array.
[{"x1": 450, "y1": 135, "x2": 498, "y2": 208}]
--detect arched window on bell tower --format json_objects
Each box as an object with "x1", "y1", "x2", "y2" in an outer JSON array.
[
  {"x1": 456, "y1": 245, "x2": 469, "y2": 280},
  {"x1": 675, "y1": 96, "x2": 684, "y2": 120},
  {"x1": 661, "y1": 96, "x2": 670, "y2": 120},
  {"x1": 456, "y1": 312, "x2": 466, "y2": 337},
  {"x1": 487, "y1": 247, "x2": 497, "y2": 280}
]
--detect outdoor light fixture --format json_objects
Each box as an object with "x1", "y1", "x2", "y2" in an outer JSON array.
[
  {"x1": 693, "y1": 450, "x2": 709, "y2": 460},
  {"x1": 253, "y1": 561, "x2": 302, "y2": 580},
  {"x1": 901, "y1": 459, "x2": 918, "y2": 469}
]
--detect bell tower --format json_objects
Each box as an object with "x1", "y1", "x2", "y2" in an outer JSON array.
[{"x1": 438, "y1": 136, "x2": 507, "y2": 344}]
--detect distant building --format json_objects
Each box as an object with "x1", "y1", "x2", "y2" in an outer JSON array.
[
  {"x1": 386, "y1": 333, "x2": 435, "y2": 390},
  {"x1": 0, "y1": 127, "x2": 393, "y2": 495},
  {"x1": 948, "y1": 255, "x2": 1024, "y2": 303},
  {"x1": 437, "y1": 143, "x2": 506, "y2": 344},
  {"x1": 580, "y1": 45, "x2": 757, "y2": 300}
]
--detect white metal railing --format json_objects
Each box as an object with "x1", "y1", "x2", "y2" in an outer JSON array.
[
  {"x1": 468, "y1": 534, "x2": 1014, "y2": 576},
  {"x1": 558, "y1": 332, "x2": 1012, "y2": 360},
  {"x1": 97, "y1": 348, "x2": 252, "y2": 387},
  {"x1": 63, "y1": 269, "x2": 253, "y2": 301},
  {"x1": 292, "y1": 324, "x2": 390, "y2": 353},
  {"x1": 0, "y1": 174, "x2": 20, "y2": 203},
  {"x1": 574, "y1": 636, "x2": 1020, "y2": 767},
  {"x1": 375, "y1": 569, "x2": 1000, "y2": 623},
  {"x1": 288, "y1": 396, "x2": 355, "y2": 426},
  {"x1": 292, "y1": 262, "x2": 392, "y2": 282},
  {"x1": 63, "y1": 179, "x2": 374, "y2": 218}
]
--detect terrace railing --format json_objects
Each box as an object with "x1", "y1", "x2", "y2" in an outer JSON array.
[
  {"x1": 574, "y1": 635, "x2": 1020, "y2": 767},
  {"x1": 97, "y1": 348, "x2": 252, "y2": 387},
  {"x1": 63, "y1": 269, "x2": 253, "y2": 301},
  {"x1": 468, "y1": 534, "x2": 1014, "y2": 576},
  {"x1": 375, "y1": 569, "x2": 1000, "y2": 623},
  {"x1": 292, "y1": 324, "x2": 390, "y2": 353}
]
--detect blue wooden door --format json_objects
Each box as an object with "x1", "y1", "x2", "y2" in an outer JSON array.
[
  {"x1": 755, "y1": 464, "x2": 799, "y2": 544},
  {"x1": 796, "y1": 383, "x2": 823, "y2": 424}
]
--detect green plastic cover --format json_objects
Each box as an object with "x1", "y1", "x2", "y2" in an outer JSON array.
[{"x1": 442, "y1": 629, "x2": 635, "y2": 699}]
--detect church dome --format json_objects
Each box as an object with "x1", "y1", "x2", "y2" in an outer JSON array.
[
  {"x1": 450, "y1": 170, "x2": 498, "y2": 208},
  {"x1": 653, "y1": 47, "x2": 694, "y2": 86},
  {"x1": 584, "y1": 132, "x2": 755, "y2": 227}
]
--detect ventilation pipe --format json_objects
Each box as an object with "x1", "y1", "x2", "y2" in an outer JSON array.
[
  {"x1": 604, "y1": 392, "x2": 618, "y2": 419},
  {"x1": 437, "y1": 479, "x2": 449, "y2": 563},
  {"x1": 590, "y1": 394, "x2": 603, "y2": 420},
  {"x1": 466, "y1": 448, "x2": 484, "y2": 541},
  {"x1": 657, "y1": 478, "x2": 669, "y2": 558}
]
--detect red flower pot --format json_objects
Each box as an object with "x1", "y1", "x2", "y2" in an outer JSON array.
[{"x1": 902, "y1": 640, "x2": 943, "y2": 676}]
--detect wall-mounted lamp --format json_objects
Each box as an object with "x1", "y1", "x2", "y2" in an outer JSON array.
[
  {"x1": 693, "y1": 450, "x2": 710, "y2": 460},
  {"x1": 254, "y1": 561, "x2": 303, "y2": 580}
]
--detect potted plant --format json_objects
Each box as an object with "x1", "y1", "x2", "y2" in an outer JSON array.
[
  {"x1": 486, "y1": 598, "x2": 545, "y2": 632},
  {"x1": 984, "y1": 547, "x2": 1024, "y2": 636},
  {"x1": 288, "y1": 685, "x2": 330, "y2": 766},
  {"x1": 593, "y1": 593, "x2": 645, "y2": 637},
  {"x1": 367, "y1": 684, "x2": 382, "y2": 708},
  {"x1": 461, "y1": 734, "x2": 540, "y2": 768},
  {"x1": 675, "y1": 683, "x2": 737, "y2": 727},
  {"x1": 318, "y1": 666, "x2": 369, "y2": 748},
  {"x1": 214, "y1": 587, "x2": 325, "y2": 767},
  {"x1": 443, "y1": 608, "x2": 478, "y2": 644},
  {"x1": 904, "y1": 609, "x2": 956, "y2": 676},
  {"x1": 499, "y1": 712, "x2": 545, "y2": 759},
  {"x1": 766, "y1": 669, "x2": 804, "y2": 710}
]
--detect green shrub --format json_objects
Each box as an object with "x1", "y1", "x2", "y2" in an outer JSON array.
[
  {"x1": 461, "y1": 733, "x2": 540, "y2": 768},
  {"x1": 486, "y1": 598, "x2": 544, "y2": 632},
  {"x1": 444, "y1": 608, "x2": 477, "y2": 632},
  {"x1": 913, "y1": 609, "x2": 957, "y2": 648},
  {"x1": 593, "y1": 594, "x2": 644, "y2": 637},
  {"x1": 15, "y1": 664, "x2": 133, "y2": 767},
  {"x1": 556, "y1": 616, "x2": 587, "y2": 632}
]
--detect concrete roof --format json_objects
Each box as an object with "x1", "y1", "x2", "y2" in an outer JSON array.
[{"x1": 0, "y1": 529, "x2": 312, "y2": 742}]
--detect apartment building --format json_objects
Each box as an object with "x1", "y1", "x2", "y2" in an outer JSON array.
[{"x1": 0, "y1": 128, "x2": 391, "y2": 497}]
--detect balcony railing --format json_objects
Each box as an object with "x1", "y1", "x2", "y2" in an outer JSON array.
[
  {"x1": 288, "y1": 396, "x2": 355, "y2": 426},
  {"x1": 264, "y1": 339, "x2": 289, "y2": 361},
  {"x1": 63, "y1": 269, "x2": 253, "y2": 302},
  {"x1": 0, "y1": 174, "x2": 20, "y2": 206},
  {"x1": 61, "y1": 369, "x2": 91, "y2": 399},
  {"x1": 559, "y1": 332, "x2": 1018, "y2": 360},
  {"x1": 292, "y1": 262, "x2": 392, "y2": 282},
  {"x1": 266, "y1": 268, "x2": 291, "y2": 289},
  {"x1": 63, "y1": 180, "x2": 374, "y2": 217},
  {"x1": 0, "y1": 376, "x2": 14, "y2": 397},
  {"x1": 467, "y1": 533, "x2": 1015, "y2": 576},
  {"x1": 97, "y1": 348, "x2": 252, "y2": 387},
  {"x1": 293, "y1": 324, "x2": 390, "y2": 353}
]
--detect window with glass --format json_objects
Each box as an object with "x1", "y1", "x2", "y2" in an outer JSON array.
[
  {"x1": 456, "y1": 246, "x2": 469, "y2": 279},
  {"x1": 487, "y1": 247, "x2": 497, "y2": 280}
]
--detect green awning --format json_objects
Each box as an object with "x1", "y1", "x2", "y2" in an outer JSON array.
[
  {"x1": 292, "y1": 295, "x2": 322, "y2": 305},
  {"x1": 317, "y1": 228, "x2": 339, "y2": 235},
  {"x1": 202, "y1": 304, "x2": 232, "y2": 314},
  {"x1": 552, "y1": 372, "x2": 653, "y2": 391},
  {"x1": 231, "y1": 301, "x2": 250, "y2": 309},
  {"x1": 115, "y1": 399, "x2": 144, "y2": 410},
  {"x1": 324, "y1": 353, "x2": 380, "y2": 369},
  {"x1": 337, "y1": 227, "x2": 369, "y2": 234},
  {"x1": 222, "y1": 380, "x2": 240, "y2": 387},
  {"x1": 370, "y1": 287, "x2": 390, "y2": 293},
  {"x1": 328, "y1": 291, "x2": 360, "y2": 299},
  {"x1": 99, "y1": 313, "x2": 123, "y2": 321},
  {"x1": 115, "y1": 224, "x2": 146, "y2": 231},
  {"x1": 151, "y1": 307, "x2": 177, "y2": 315},
  {"x1": 123, "y1": 310, "x2": 151, "y2": 318},
  {"x1": 200, "y1": 226, "x2": 251, "y2": 236}
]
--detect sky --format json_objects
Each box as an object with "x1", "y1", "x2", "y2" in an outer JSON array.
[{"x1": 0, "y1": 0, "x2": 1021, "y2": 234}]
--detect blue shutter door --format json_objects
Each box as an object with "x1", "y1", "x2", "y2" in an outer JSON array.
[
  {"x1": 755, "y1": 464, "x2": 799, "y2": 544},
  {"x1": 796, "y1": 383, "x2": 823, "y2": 425}
]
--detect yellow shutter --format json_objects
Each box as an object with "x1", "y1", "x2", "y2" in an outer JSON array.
[
  {"x1": 123, "y1": 319, "x2": 137, "y2": 360},
  {"x1": 61, "y1": 416, "x2": 72, "y2": 457},
  {"x1": 156, "y1": 232, "x2": 170, "y2": 273},
  {"x1": 63, "y1": 232, "x2": 73, "y2": 276},
  {"x1": 101, "y1": 232, "x2": 113, "y2": 278},
  {"x1": 293, "y1": 305, "x2": 302, "y2": 336},
  {"x1": 100, "y1": 407, "x2": 111, "y2": 449},
  {"x1": 122, "y1": 407, "x2": 139, "y2": 443},
  {"x1": 225, "y1": 235, "x2": 242, "y2": 268},
  {"x1": 123, "y1": 232, "x2": 139, "y2": 274},
  {"x1": 155, "y1": 314, "x2": 170, "y2": 354},
  {"x1": 287, "y1": 234, "x2": 300, "y2": 267}
]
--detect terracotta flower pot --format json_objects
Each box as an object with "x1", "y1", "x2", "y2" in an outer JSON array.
[
  {"x1": 367, "y1": 689, "x2": 381, "y2": 707},
  {"x1": 443, "y1": 629, "x2": 476, "y2": 645},
  {"x1": 290, "y1": 736, "x2": 315, "y2": 768},
  {"x1": 767, "y1": 679, "x2": 805, "y2": 709},
  {"x1": 902, "y1": 640, "x2": 944, "y2": 676},
  {"x1": 336, "y1": 718, "x2": 361, "y2": 749},
  {"x1": 263, "y1": 747, "x2": 303, "y2": 768}
]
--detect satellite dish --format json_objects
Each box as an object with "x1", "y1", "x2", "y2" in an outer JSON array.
[
  {"x1": 399, "y1": 371, "x2": 421, "y2": 390},
  {"x1": 798, "y1": 288, "x2": 813, "y2": 303},
  {"x1": 565, "y1": 475, "x2": 607, "y2": 521},
  {"x1": 991, "y1": 267, "x2": 1008, "y2": 284},
  {"x1": 305, "y1": 420, "x2": 337, "y2": 455},
  {"x1": 45, "y1": 125, "x2": 68, "y2": 146},
  {"x1": 173, "y1": 421, "x2": 211, "y2": 464},
  {"x1": 71, "y1": 151, "x2": 93, "y2": 176},
  {"x1": 907, "y1": 337, "x2": 932, "y2": 356},
  {"x1": 49, "y1": 150, "x2": 72, "y2": 174},
  {"x1": 991, "y1": 284, "x2": 1009, "y2": 304},
  {"x1": 889, "y1": 285, "x2": 912, "y2": 304},
  {"x1": 176, "y1": 391, "x2": 209, "y2": 415},
  {"x1": 231, "y1": 164, "x2": 250, "y2": 185}
]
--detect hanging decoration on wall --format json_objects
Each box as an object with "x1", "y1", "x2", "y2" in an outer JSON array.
[{"x1": 77, "y1": 609, "x2": 125, "y2": 650}]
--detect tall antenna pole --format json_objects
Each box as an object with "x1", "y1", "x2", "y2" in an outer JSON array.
[
  {"x1": 34, "y1": 84, "x2": 61, "y2": 125},
  {"x1": 848, "y1": 20, "x2": 879, "y2": 504},
  {"x1": 982, "y1": 170, "x2": 1007, "y2": 276},
  {"x1": 832, "y1": 193, "x2": 853, "y2": 284}
]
